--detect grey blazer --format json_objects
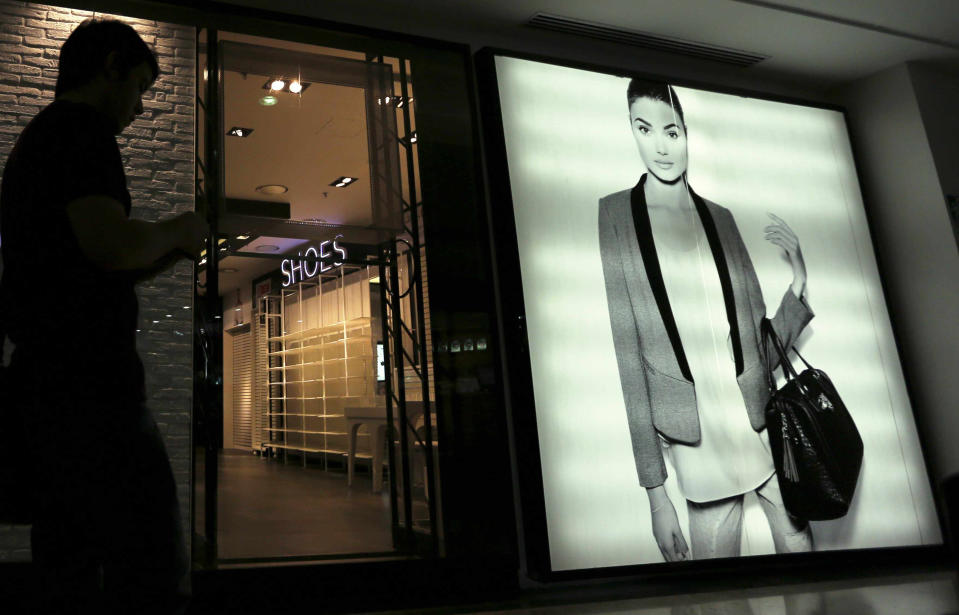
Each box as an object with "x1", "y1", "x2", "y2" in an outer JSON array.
[{"x1": 599, "y1": 175, "x2": 813, "y2": 488}]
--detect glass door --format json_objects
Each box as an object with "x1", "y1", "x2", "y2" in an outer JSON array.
[{"x1": 193, "y1": 27, "x2": 439, "y2": 568}]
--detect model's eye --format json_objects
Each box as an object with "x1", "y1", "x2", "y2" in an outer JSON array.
[
  {"x1": 637, "y1": 126, "x2": 649, "y2": 135},
  {"x1": 668, "y1": 130, "x2": 679, "y2": 139}
]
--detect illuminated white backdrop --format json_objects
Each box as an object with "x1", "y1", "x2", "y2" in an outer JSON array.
[{"x1": 494, "y1": 56, "x2": 940, "y2": 571}]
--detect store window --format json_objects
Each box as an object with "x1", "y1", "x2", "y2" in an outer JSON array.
[{"x1": 194, "y1": 28, "x2": 439, "y2": 565}]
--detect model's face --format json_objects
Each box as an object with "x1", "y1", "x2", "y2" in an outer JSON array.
[
  {"x1": 629, "y1": 96, "x2": 687, "y2": 183},
  {"x1": 105, "y1": 58, "x2": 153, "y2": 135}
]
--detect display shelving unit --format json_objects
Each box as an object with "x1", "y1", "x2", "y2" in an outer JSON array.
[{"x1": 254, "y1": 265, "x2": 375, "y2": 468}]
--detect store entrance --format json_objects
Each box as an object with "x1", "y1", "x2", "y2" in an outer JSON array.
[{"x1": 193, "y1": 29, "x2": 438, "y2": 566}]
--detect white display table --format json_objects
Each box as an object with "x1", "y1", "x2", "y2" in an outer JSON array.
[{"x1": 345, "y1": 402, "x2": 425, "y2": 492}]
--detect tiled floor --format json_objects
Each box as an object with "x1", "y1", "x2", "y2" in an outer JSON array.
[
  {"x1": 214, "y1": 449, "x2": 395, "y2": 560},
  {"x1": 355, "y1": 570, "x2": 959, "y2": 615}
]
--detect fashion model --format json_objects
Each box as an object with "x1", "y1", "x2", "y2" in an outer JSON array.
[{"x1": 598, "y1": 79, "x2": 814, "y2": 561}]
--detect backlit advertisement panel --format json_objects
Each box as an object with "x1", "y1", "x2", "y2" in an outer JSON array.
[{"x1": 490, "y1": 54, "x2": 940, "y2": 571}]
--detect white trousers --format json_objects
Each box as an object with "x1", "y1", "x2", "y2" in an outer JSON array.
[{"x1": 686, "y1": 474, "x2": 812, "y2": 559}]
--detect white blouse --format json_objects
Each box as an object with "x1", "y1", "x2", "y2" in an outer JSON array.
[{"x1": 650, "y1": 204, "x2": 774, "y2": 503}]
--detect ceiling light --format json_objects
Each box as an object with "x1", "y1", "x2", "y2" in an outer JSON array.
[
  {"x1": 221, "y1": 267, "x2": 238, "y2": 273},
  {"x1": 228, "y1": 126, "x2": 253, "y2": 138},
  {"x1": 255, "y1": 184, "x2": 288, "y2": 195},
  {"x1": 199, "y1": 258, "x2": 207, "y2": 265},
  {"x1": 331, "y1": 176, "x2": 358, "y2": 188},
  {"x1": 378, "y1": 95, "x2": 412, "y2": 107},
  {"x1": 262, "y1": 78, "x2": 312, "y2": 93},
  {"x1": 236, "y1": 234, "x2": 250, "y2": 240},
  {"x1": 259, "y1": 95, "x2": 277, "y2": 106},
  {"x1": 255, "y1": 244, "x2": 280, "y2": 252}
]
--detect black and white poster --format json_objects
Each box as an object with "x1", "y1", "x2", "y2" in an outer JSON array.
[{"x1": 492, "y1": 55, "x2": 940, "y2": 570}]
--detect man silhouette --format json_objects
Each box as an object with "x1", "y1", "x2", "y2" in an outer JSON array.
[{"x1": 0, "y1": 18, "x2": 205, "y2": 614}]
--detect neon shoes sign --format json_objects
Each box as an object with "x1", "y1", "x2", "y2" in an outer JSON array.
[{"x1": 281, "y1": 236, "x2": 348, "y2": 287}]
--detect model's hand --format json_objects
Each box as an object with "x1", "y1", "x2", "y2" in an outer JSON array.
[
  {"x1": 648, "y1": 488, "x2": 689, "y2": 561},
  {"x1": 765, "y1": 213, "x2": 806, "y2": 298}
]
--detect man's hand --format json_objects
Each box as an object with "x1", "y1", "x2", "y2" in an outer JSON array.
[{"x1": 175, "y1": 211, "x2": 208, "y2": 259}]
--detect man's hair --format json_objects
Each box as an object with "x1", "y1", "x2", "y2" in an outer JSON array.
[
  {"x1": 55, "y1": 18, "x2": 159, "y2": 98},
  {"x1": 626, "y1": 78, "x2": 686, "y2": 129}
]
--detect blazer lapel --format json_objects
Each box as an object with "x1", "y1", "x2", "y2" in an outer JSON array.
[
  {"x1": 629, "y1": 175, "x2": 745, "y2": 381},
  {"x1": 690, "y1": 187, "x2": 744, "y2": 376},
  {"x1": 629, "y1": 176, "x2": 694, "y2": 383}
]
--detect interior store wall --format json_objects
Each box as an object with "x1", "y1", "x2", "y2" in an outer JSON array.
[
  {"x1": 0, "y1": 0, "x2": 195, "y2": 562},
  {"x1": 222, "y1": 268, "x2": 375, "y2": 454},
  {"x1": 831, "y1": 63, "x2": 959, "y2": 485},
  {"x1": 222, "y1": 284, "x2": 252, "y2": 449}
]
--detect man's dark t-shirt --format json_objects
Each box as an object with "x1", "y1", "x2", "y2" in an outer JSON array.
[{"x1": 0, "y1": 99, "x2": 145, "y2": 401}]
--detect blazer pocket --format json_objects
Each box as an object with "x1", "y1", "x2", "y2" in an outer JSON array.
[{"x1": 642, "y1": 358, "x2": 699, "y2": 445}]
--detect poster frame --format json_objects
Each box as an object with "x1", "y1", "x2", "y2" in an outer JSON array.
[{"x1": 474, "y1": 46, "x2": 948, "y2": 582}]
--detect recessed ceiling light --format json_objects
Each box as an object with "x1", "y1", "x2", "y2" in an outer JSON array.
[
  {"x1": 259, "y1": 95, "x2": 277, "y2": 106},
  {"x1": 256, "y1": 184, "x2": 288, "y2": 195},
  {"x1": 255, "y1": 244, "x2": 280, "y2": 252},
  {"x1": 331, "y1": 176, "x2": 359, "y2": 188},
  {"x1": 236, "y1": 234, "x2": 250, "y2": 240},
  {"x1": 199, "y1": 258, "x2": 207, "y2": 265},
  {"x1": 228, "y1": 126, "x2": 253, "y2": 138},
  {"x1": 378, "y1": 95, "x2": 412, "y2": 107},
  {"x1": 261, "y1": 78, "x2": 312, "y2": 94}
]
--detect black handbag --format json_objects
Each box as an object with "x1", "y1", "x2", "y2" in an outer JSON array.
[{"x1": 761, "y1": 318, "x2": 863, "y2": 521}]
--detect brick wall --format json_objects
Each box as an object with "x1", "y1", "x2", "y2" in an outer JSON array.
[{"x1": 0, "y1": 1, "x2": 195, "y2": 562}]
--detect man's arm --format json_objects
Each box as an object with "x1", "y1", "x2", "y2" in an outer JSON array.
[
  {"x1": 66, "y1": 195, "x2": 205, "y2": 271},
  {"x1": 133, "y1": 249, "x2": 189, "y2": 283}
]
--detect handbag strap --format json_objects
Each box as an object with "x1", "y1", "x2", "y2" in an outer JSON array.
[{"x1": 760, "y1": 317, "x2": 814, "y2": 390}]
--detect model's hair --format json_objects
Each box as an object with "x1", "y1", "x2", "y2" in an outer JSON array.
[
  {"x1": 55, "y1": 18, "x2": 159, "y2": 98},
  {"x1": 626, "y1": 78, "x2": 685, "y2": 129}
]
